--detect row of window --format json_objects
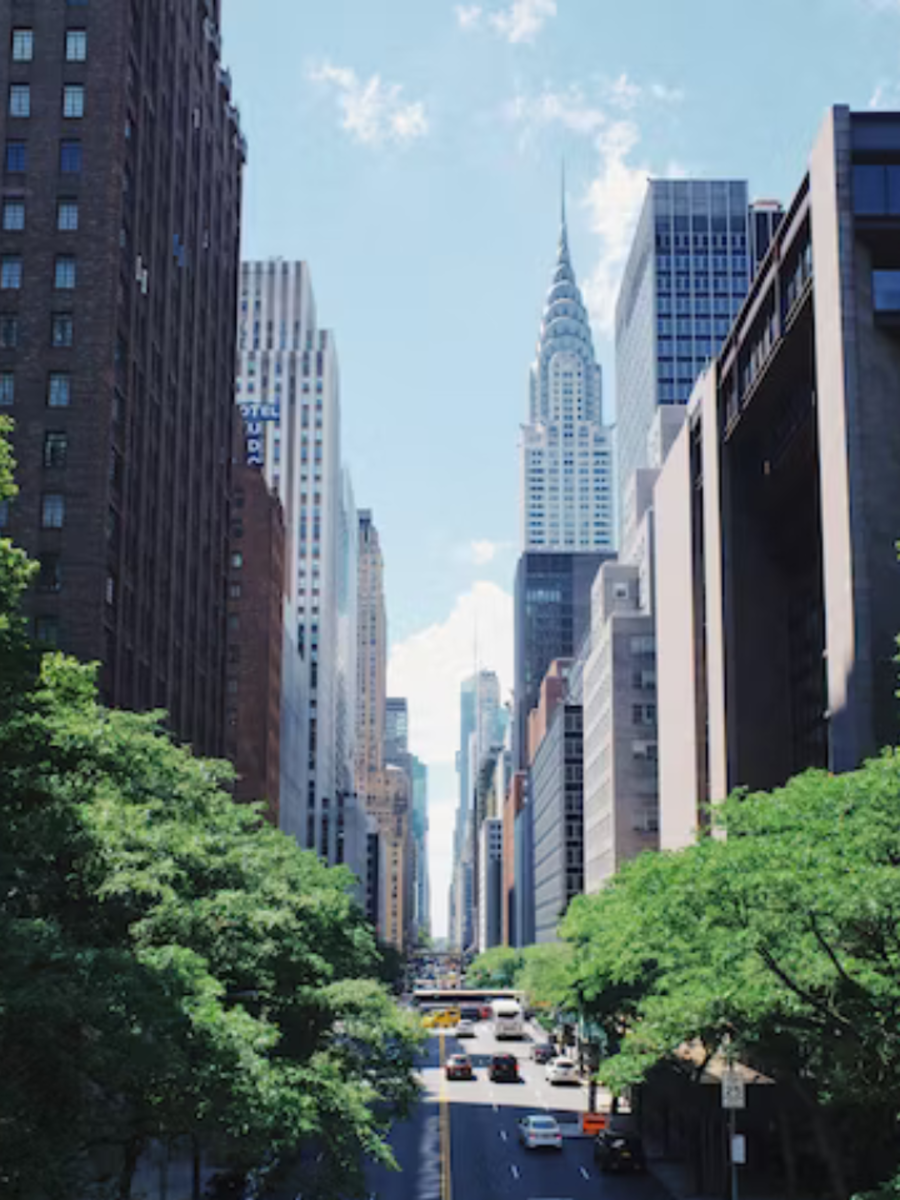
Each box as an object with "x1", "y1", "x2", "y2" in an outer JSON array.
[
  {"x1": 8, "y1": 84, "x2": 85, "y2": 119},
  {"x1": 3, "y1": 198, "x2": 79, "y2": 231},
  {"x1": 10, "y1": 28, "x2": 87, "y2": 63},
  {"x1": 5, "y1": 139, "x2": 83, "y2": 173},
  {"x1": 0, "y1": 314, "x2": 75, "y2": 348},
  {"x1": 0, "y1": 372, "x2": 72, "y2": 407},
  {"x1": 1, "y1": 255, "x2": 78, "y2": 289}
]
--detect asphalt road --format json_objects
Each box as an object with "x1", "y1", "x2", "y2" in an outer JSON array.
[{"x1": 366, "y1": 1020, "x2": 672, "y2": 1200}]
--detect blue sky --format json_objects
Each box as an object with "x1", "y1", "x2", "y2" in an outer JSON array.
[{"x1": 221, "y1": 0, "x2": 899, "y2": 936}]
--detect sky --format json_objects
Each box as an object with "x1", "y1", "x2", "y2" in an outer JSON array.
[{"x1": 221, "y1": 0, "x2": 899, "y2": 937}]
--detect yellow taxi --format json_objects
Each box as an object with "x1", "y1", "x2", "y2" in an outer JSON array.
[{"x1": 422, "y1": 1007, "x2": 461, "y2": 1030}]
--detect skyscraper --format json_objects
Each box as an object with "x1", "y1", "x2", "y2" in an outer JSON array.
[
  {"x1": 0, "y1": 0, "x2": 245, "y2": 754},
  {"x1": 385, "y1": 697, "x2": 409, "y2": 768},
  {"x1": 615, "y1": 179, "x2": 756, "y2": 519},
  {"x1": 235, "y1": 262, "x2": 358, "y2": 871},
  {"x1": 520, "y1": 192, "x2": 615, "y2": 552},
  {"x1": 354, "y1": 509, "x2": 412, "y2": 951}
]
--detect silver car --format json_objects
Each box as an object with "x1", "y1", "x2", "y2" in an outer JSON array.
[{"x1": 517, "y1": 1114, "x2": 563, "y2": 1150}]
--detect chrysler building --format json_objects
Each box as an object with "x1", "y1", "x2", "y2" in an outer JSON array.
[{"x1": 520, "y1": 190, "x2": 614, "y2": 551}]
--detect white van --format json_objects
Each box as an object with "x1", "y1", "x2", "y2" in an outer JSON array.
[{"x1": 491, "y1": 998, "x2": 524, "y2": 1039}]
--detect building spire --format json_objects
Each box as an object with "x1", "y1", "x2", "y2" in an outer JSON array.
[{"x1": 561, "y1": 158, "x2": 567, "y2": 234}]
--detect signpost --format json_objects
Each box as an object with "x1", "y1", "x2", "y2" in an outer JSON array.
[{"x1": 722, "y1": 1069, "x2": 746, "y2": 1200}]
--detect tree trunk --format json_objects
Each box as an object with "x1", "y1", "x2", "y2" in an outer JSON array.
[
  {"x1": 191, "y1": 1135, "x2": 202, "y2": 1200},
  {"x1": 778, "y1": 1102, "x2": 798, "y2": 1200},
  {"x1": 116, "y1": 1136, "x2": 142, "y2": 1200},
  {"x1": 789, "y1": 1077, "x2": 849, "y2": 1200}
]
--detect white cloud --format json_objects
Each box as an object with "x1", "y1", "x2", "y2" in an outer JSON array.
[
  {"x1": 503, "y1": 86, "x2": 606, "y2": 136},
  {"x1": 504, "y1": 78, "x2": 685, "y2": 334},
  {"x1": 468, "y1": 538, "x2": 512, "y2": 565},
  {"x1": 455, "y1": 3, "x2": 484, "y2": 29},
  {"x1": 869, "y1": 79, "x2": 900, "y2": 108},
  {"x1": 388, "y1": 582, "x2": 513, "y2": 766},
  {"x1": 489, "y1": 0, "x2": 558, "y2": 43},
  {"x1": 308, "y1": 62, "x2": 429, "y2": 147}
]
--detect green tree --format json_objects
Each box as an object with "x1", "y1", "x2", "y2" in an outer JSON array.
[
  {"x1": 0, "y1": 425, "x2": 421, "y2": 1199},
  {"x1": 559, "y1": 760, "x2": 900, "y2": 1197},
  {"x1": 465, "y1": 945, "x2": 524, "y2": 988}
]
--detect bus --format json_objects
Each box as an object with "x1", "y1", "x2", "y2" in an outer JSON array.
[{"x1": 492, "y1": 998, "x2": 524, "y2": 1039}]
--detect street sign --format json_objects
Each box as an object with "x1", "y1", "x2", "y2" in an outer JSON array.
[
  {"x1": 722, "y1": 1069, "x2": 746, "y2": 1109},
  {"x1": 731, "y1": 1133, "x2": 747, "y2": 1165}
]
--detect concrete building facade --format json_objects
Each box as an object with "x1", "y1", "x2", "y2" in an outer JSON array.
[
  {"x1": 477, "y1": 817, "x2": 503, "y2": 952},
  {"x1": 0, "y1": 0, "x2": 245, "y2": 755},
  {"x1": 235, "y1": 262, "x2": 359, "y2": 871},
  {"x1": 225, "y1": 462, "x2": 284, "y2": 824},
  {"x1": 656, "y1": 106, "x2": 900, "y2": 846},
  {"x1": 531, "y1": 688, "x2": 584, "y2": 944}
]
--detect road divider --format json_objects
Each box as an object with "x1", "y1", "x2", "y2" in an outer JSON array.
[{"x1": 438, "y1": 1031, "x2": 452, "y2": 1200}]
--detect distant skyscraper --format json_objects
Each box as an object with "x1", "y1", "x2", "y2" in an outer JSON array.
[
  {"x1": 354, "y1": 510, "x2": 412, "y2": 951},
  {"x1": 385, "y1": 697, "x2": 409, "y2": 767},
  {"x1": 236, "y1": 261, "x2": 358, "y2": 872},
  {"x1": 615, "y1": 179, "x2": 756, "y2": 524},
  {"x1": 520, "y1": 190, "x2": 615, "y2": 553}
]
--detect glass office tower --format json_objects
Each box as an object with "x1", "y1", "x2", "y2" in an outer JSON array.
[{"x1": 615, "y1": 180, "x2": 754, "y2": 519}]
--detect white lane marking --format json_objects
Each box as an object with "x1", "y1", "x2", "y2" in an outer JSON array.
[
  {"x1": 580, "y1": 1165, "x2": 591, "y2": 1179},
  {"x1": 499, "y1": 1129, "x2": 508, "y2": 1141},
  {"x1": 509, "y1": 1164, "x2": 520, "y2": 1180}
]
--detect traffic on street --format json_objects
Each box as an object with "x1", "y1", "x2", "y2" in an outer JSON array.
[{"x1": 366, "y1": 1013, "x2": 672, "y2": 1200}]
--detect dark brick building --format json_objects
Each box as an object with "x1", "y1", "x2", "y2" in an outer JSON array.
[
  {"x1": 0, "y1": 0, "x2": 245, "y2": 755},
  {"x1": 225, "y1": 462, "x2": 284, "y2": 823}
]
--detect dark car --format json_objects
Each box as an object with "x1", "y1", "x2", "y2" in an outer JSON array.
[
  {"x1": 445, "y1": 1053, "x2": 474, "y2": 1080},
  {"x1": 459, "y1": 1005, "x2": 481, "y2": 1022},
  {"x1": 489, "y1": 1053, "x2": 520, "y2": 1082},
  {"x1": 593, "y1": 1127, "x2": 646, "y2": 1173},
  {"x1": 531, "y1": 1041, "x2": 556, "y2": 1064}
]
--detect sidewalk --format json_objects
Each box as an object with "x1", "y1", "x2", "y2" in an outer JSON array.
[{"x1": 646, "y1": 1152, "x2": 787, "y2": 1200}]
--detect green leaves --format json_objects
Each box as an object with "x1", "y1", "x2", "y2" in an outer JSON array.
[{"x1": 0, "y1": 424, "x2": 418, "y2": 1200}]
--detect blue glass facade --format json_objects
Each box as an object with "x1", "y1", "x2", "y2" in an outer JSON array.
[{"x1": 615, "y1": 180, "x2": 752, "y2": 523}]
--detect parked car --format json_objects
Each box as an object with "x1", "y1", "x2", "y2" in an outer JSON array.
[
  {"x1": 531, "y1": 1041, "x2": 556, "y2": 1063},
  {"x1": 445, "y1": 1053, "x2": 474, "y2": 1080},
  {"x1": 517, "y1": 1114, "x2": 563, "y2": 1150},
  {"x1": 489, "y1": 1053, "x2": 520, "y2": 1082},
  {"x1": 455, "y1": 1018, "x2": 476, "y2": 1037},
  {"x1": 593, "y1": 1125, "x2": 646, "y2": 1173},
  {"x1": 545, "y1": 1056, "x2": 580, "y2": 1085}
]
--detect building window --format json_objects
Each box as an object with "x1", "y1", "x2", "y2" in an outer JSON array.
[
  {"x1": 36, "y1": 616, "x2": 59, "y2": 646},
  {"x1": 0, "y1": 316, "x2": 18, "y2": 348},
  {"x1": 37, "y1": 553, "x2": 62, "y2": 593},
  {"x1": 59, "y1": 140, "x2": 82, "y2": 173},
  {"x1": 54, "y1": 257, "x2": 76, "y2": 289},
  {"x1": 0, "y1": 373, "x2": 13, "y2": 406},
  {"x1": 12, "y1": 29, "x2": 34, "y2": 62},
  {"x1": 48, "y1": 373, "x2": 71, "y2": 407},
  {"x1": 2, "y1": 200, "x2": 24, "y2": 231},
  {"x1": 4, "y1": 142, "x2": 26, "y2": 172},
  {"x1": 43, "y1": 431, "x2": 68, "y2": 468},
  {"x1": 65, "y1": 30, "x2": 87, "y2": 62},
  {"x1": 872, "y1": 269, "x2": 900, "y2": 313},
  {"x1": 229, "y1": 583, "x2": 242, "y2": 599},
  {"x1": 230, "y1": 551, "x2": 243, "y2": 568},
  {"x1": 62, "y1": 85, "x2": 84, "y2": 118},
  {"x1": 1, "y1": 257, "x2": 22, "y2": 289},
  {"x1": 105, "y1": 573, "x2": 116, "y2": 606},
  {"x1": 51, "y1": 314, "x2": 74, "y2": 347},
  {"x1": 41, "y1": 493, "x2": 65, "y2": 529},
  {"x1": 57, "y1": 200, "x2": 78, "y2": 231},
  {"x1": 9, "y1": 85, "x2": 31, "y2": 119}
]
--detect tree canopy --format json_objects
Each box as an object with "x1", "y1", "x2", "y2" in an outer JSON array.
[{"x1": 0, "y1": 423, "x2": 421, "y2": 1199}]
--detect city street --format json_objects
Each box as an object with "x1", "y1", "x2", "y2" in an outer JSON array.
[{"x1": 366, "y1": 1022, "x2": 671, "y2": 1200}]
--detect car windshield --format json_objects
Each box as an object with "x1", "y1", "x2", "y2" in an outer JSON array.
[
  {"x1": 450, "y1": 1055, "x2": 468, "y2": 1063},
  {"x1": 554, "y1": 1058, "x2": 574, "y2": 1067},
  {"x1": 530, "y1": 1117, "x2": 557, "y2": 1130}
]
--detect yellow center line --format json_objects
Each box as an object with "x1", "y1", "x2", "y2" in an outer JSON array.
[{"x1": 438, "y1": 1031, "x2": 452, "y2": 1200}]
